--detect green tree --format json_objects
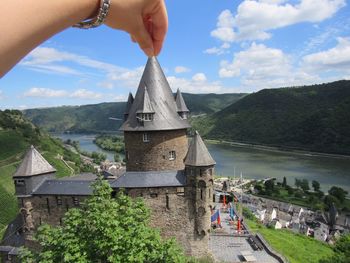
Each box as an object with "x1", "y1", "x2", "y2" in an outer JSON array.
[
  {"x1": 319, "y1": 234, "x2": 350, "y2": 263},
  {"x1": 312, "y1": 180, "x2": 320, "y2": 192},
  {"x1": 295, "y1": 178, "x2": 301, "y2": 188},
  {"x1": 20, "y1": 177, "x2": 186, "y2": 263},
  {"x1": 264, "y1": 180, "x2": 274, "y2": 195},
  {"x1": 328, "y1": 186, "x2": 348, "y2": 203},
  {"x1": 300, "y1": 179, "x2": 310, "y2": 192},
  {"x1": 282, "y1": 177, "x2": 287, "y2": 188},
  {"x1": 114, "y1": 152, "x2": 121, "y2": 162},
  {"x1": 324, "y1": 195, "x2": 340, "y2": 209}
]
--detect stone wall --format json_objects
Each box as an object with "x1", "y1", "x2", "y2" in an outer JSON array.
[
  {"x1": 127, "y1": 186, "x2": 210, "y2": 257},
  {"x1": 124, "y1": 129, "x2": 188, "y2": 172},
  {"x1": 19, "y1": 195, "x2": 87, "y2": 233}
]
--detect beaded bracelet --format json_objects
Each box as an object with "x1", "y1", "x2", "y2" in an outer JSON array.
[{"x1": 73, "y1": 0, "x2": 111, "y2": 29}]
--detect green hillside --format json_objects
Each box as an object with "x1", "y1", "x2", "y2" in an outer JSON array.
[
  {"x1": 24, "y1": 93, "x2": 246, "y2": 133},
  {"x1": 0, "y1": 110, "x2": 89, "y2": 239},
  {"x1": 192, "y1": 80, "x2": 350, "y2": 155}
]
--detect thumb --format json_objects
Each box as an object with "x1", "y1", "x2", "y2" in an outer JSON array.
[{"x1": 133, "y1": 20, "x2": 154, "y2": 57}]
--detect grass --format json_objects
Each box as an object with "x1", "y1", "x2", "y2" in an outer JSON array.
[
  {"x1": 0, "y1": 131, "x2": 28, "y2": 160},
  {"x1": 0, "y1": 163, "x2": 19, "y2": 240},
  {"x1": 246, "y1": 219, "x2": 334, "y2": 263}
]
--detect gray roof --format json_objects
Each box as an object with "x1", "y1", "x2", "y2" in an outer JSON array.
[
  {"x1": 120, "y1": 57, "x2": 190, "y2": 131},
  {"x1": 13, "y1": 145, "x2": 56, "y2": 177},
  {"x1": 0, "y1": 214, "x2": 25, "y2": 249},
  {"x1": 124, "y1": 92, "x2": 134, "y2": 114},
  {"x1": 175, "y1": 89, "x2": 189, "y2": 112},
  {"x1": 136, "y1": 86, "x2": 154, "y2": 113},
  {"x1": 184, "y1": 131, "x2": 216, "y2": 166},
  {"x1": 110, "y1": 170, "x2": 186, "y2": 188},
  {"x1": 33, "y1": 179, "x2": 93, "y2": 195}
]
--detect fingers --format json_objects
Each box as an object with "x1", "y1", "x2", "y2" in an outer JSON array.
[
  {"x1": 149, "y1": 1, "x2": 168, "y2": 56},
  {"x1": 132, "y1": 18, "x2": 154, "y2": 57}
]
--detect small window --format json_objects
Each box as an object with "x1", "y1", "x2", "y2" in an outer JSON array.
[
  {"x1": 143, "y1": 133, "x2": 150, "y2": 142},
  {"x1": 73, "y1": 197, "x2": 79, "y2": 206},
  {"x1": 56, "y1": 196, "x2": 62, "y2": 206},
  {"x1": 169, "y1": 151, "x2": 176, "y2": 160},
  {"x1": 177, "y1": 187, "x2": 185, "y2": 196},
  {"x1": 15, "y1": 179, "x2": 25, "y2": 186},
  {"x1": 181, "y1": 112, "x2": 187, "y2": 120},
  {"x1": 150, "y1": 193, "x2": 158, "y2": 198},
  {"x1": 166, "y1": 194, "x2": 170, "y2": 209}
]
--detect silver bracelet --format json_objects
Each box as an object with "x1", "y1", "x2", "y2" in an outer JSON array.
[{"x1": 73, "y1": 0, "x2": 111, "y2": 29}]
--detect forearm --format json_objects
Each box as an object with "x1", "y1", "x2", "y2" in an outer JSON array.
[{"x1": 0, "y1": 0, "x2": 99, "y2": 77}]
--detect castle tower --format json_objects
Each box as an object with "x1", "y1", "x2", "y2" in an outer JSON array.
[
  {"x1": 13, "y1": 145, "x2": 56, "y2": 197},
  {"x1": 13, "y1": 145, "x2": 56, "y2": 235},
  {"x1": 120, "y1": 57, "x2": 190, "y2": 171},
  {"x1": 184, "y1": 131, "x2": 216, "y2": 236}
]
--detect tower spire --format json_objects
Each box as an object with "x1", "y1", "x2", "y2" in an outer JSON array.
[
  {"x1": 120, "y1": 57, "x2": 190, "y2": 131},
  {"x1": 184, "y1": 131, "x2": 216, "y2": 166}
]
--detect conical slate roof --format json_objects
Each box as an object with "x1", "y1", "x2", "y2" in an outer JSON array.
[
  {"x1": 13, "y1": 145, "x2": 56, "y2": 177},
  {"x1": 175, "y1": 88, "x2": 189, "y2": 113},
  {"x1": 120, "y1": 57, "x2": 190, "y2": 131},
  {"x1": 124, "y1": 92, "x2": 134, "y2": 114},
  {"x1": 184, "y1": 131, "x2": 216, "y2": 166}
]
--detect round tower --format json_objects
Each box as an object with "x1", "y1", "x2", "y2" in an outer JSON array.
[
  {"x1": 184, "y1": 131, "x2": 216, "y2": 236},
  {"x1": 120, "y1": 57, "x2": 191, "y2": 172}
]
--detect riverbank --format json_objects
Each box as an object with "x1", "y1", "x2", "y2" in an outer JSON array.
[{"x1": 206, "y1": 139, "x2": 350, "y2": 160}]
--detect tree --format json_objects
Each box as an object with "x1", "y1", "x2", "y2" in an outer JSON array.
[
  {"x1": 114, "y1": 152, "x2": 121, "y2": 162},
  {"x1": 312, "y1": 180, "x2": 320, "y2": 192},
  {"x1": 300, "y1": 179, "x2": 310, "y2": 192},
  {"x1": 20, "y1": 177, "x2": 186, "y2": 263},
  {"x1": 324, "y1": 194, "x2": 340, "y2": 209},
  {"x1": 319, "y1": 234, "x2": 350, "y2": 263},
  {"x1": 282, "y1": 177, "x2": 287, "y2": 188},
  {"x1": 328, "y1": 186, "x2": 348, "y2": 203},
  {"x1": 264, "y1": 180, "x2": 274, "y2": 195},
  {"x1": 295, "y1": 178, "x2": 301, "y2": 188}
]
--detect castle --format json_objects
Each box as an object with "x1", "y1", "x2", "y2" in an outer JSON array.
[{"x1": 0, "y1": 57, "x2": 216, "y2": 261}]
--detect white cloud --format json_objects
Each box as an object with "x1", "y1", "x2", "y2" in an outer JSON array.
[
  {"x1": 174, "y1": 66, "x2": 190, "y2": 74},
  {"x1": 303, "y1": 37, "x2": 350, "y2": 73},
  {"x1": 23, "y1": 87, "x2": 103, "y2": 100},
  {"x1": 211, "y1": 0, "x2": 346, "y2": 43},
  {"x1": 21, "y1": 47, "x2": 145, "y2": 90},
  {"x1": 24, "y1": 87, "x2": 68, "y2": 98},
  {"x1": 70, "y1": 89, "x2": 102, "y2": 100},
  {"x1": 204, "y1": 43, "x2": 231, "y2": 55},
  {"x1": 192, "y1": 73, "x2": 207, "y2": 82},
  {"x1": 219, "y1": 42, "x2": 318, "y2": 90},
  {"x1": 0, "y1": 90, "x2": 4, "y2": 100}
]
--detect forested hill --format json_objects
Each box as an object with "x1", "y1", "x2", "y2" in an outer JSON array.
[
  {"x1": 192, "y1": 80, "x2": 350, "y2": 155},
  {"x1": 24, "y1": 93, "x2": 246, "y2": 133}
]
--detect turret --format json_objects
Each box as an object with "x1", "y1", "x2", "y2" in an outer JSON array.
[
  {"x1": 184, "y1": 131, "x2": 215, "y2": 236},
  {"x1": 124, "y1": 92, "x2": 134, "y2": 121},
  {"x1": 175, "y1": 88, "x2": 189, "y2": 119},
  {"x1": 13, "y1": 145, "x2": 56, "y2": 196},
  {"x1": 120, "y1": 57, "x2": 190, "y2": 172}
]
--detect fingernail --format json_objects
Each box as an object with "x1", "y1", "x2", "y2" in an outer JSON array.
[{"x1": 144, "y1": 47, "x2": 154, "y2": 57}]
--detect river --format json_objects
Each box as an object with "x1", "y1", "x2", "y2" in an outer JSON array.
[{"x1": 53, "y1": 133, "x2": 350, "y2": 193}]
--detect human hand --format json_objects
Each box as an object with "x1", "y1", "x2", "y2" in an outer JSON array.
[{"x1": 105, "y1": 0, "x2": 168, "y2": 57}]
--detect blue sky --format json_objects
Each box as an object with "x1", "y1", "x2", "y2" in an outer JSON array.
[{"x1": 1, "y1": 0, "x2": 350, "y2": 109}]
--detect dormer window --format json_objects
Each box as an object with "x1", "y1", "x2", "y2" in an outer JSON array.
[
  {"x1": 179, "y1": 112, "x2": 187, "y2": 119},
  {"x1": 136, "y1": 113, "x2": 154, "y2": 122},
  {"x1": 15, "y1": 179, "x2": 25, "y2": 186}
]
